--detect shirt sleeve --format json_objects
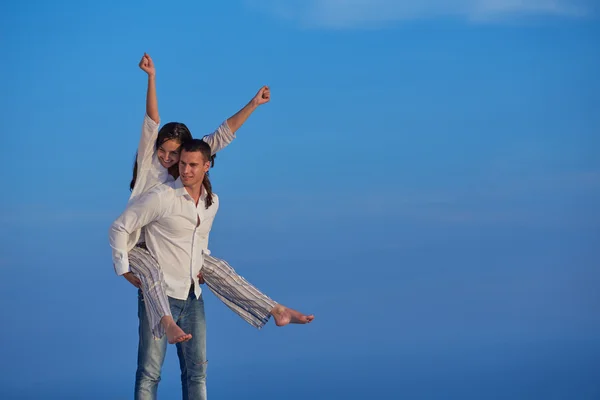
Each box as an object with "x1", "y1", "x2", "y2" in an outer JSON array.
[
  {"x1": 202, "y1": 121, "x2": 236, "y2": 155},
  {"x1": 137, "y1": 114, "x2": 160, "y2": 171},
  {"x1": 129, "y1": 115, "x2": 162, "y2": 201},
  {"x1": 109, "y1": 187, "x2": 169, "y2": 276}
]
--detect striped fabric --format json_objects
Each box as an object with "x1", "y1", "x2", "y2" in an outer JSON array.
[
  {"x1": 202, "y1": 254, "x2": 277, "y2": 329},
  {"x1": 129, "y1": 246, "x2": 278, "y2": 336},
  {"x1": 129, "y1": 245, "x2": 171, "y2": 339}
]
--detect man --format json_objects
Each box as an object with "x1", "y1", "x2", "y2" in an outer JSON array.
[{"x1": 110, "y1": 139, "x2": 216, "y2": 400}]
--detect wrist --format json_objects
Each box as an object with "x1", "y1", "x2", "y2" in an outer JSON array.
[
  {"x1": 249, "y1": 98, "x2": 261, "y2": 108},
  {"x1": 148, "y1": 74, "x2": 156, "y2": 80}
]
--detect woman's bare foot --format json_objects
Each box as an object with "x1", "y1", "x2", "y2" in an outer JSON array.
[
  {"x1": 270, "y1": 304, "x2": 315, "y2": 327},
  {"x1": 161, "y1": 316, "x2": 192, "y2": 344}
]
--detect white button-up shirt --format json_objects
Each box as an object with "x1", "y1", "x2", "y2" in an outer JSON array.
[
  {"x1": 123, "y1": 114, "x2": 234, "y2": 252},
  {"x1": 109, "y1": 178, "x2": 219, "y2": 300}
]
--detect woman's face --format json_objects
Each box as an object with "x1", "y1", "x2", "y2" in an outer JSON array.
[{"x1": 157, "y1": 139, "x2": 181, "y2": 169}]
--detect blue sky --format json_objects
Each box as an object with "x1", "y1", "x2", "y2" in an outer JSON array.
[{"x1": 1, "y1": 1, "x2": 599, "y2": 399}]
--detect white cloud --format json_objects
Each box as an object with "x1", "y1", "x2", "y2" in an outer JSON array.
[{"x1": 247, "y1": 0, "x2": 592, "y2": 28}]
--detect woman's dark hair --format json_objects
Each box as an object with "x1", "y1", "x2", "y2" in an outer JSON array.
[
  {"x1": 180, "y1": 139, "x2": 216, "y2": 209},
  {"x1": 129, "y1": 122, "x2": 194, "y2": 191}
]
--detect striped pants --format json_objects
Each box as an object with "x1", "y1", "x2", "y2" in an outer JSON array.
[{"x1": 129, "y1": 245, "x2": 277, "y2": 339}]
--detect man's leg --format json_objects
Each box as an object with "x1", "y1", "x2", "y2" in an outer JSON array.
[
  {"x1": 175, "y1": 287, "x2": 208, "y2": 400},
  {"x1": 202, "y1": 255, "x2": 314, "y2": 328},
  {"x1": 134, "y1": 289, "x2": 168, "y2": 400}
]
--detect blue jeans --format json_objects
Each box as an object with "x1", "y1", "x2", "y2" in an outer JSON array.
[{"x1": 134, "y1": 287, "x2": 207, "y2": 400}]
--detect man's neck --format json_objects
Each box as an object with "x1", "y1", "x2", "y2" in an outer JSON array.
[{"x1": 184, "y1": 183, "x2": 203, "y2": 206}]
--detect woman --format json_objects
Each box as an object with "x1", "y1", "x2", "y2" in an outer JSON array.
[{"x1": 118, "y1": 53, "x2": 314, "y2": 344}]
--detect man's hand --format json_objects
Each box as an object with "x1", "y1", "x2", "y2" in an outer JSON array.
[
  {"x1": 197, "y1": 272, "x2": 205, "y2": 285},
  {"x1": 123, "y1": 272, "x2": 142, "y2": 288},
  {"x1": 139, "y1": 53, "x2": 156, "y2": 77},
  {"x1": 252, "y1": 86, "x2": 270, "y2": 106}
]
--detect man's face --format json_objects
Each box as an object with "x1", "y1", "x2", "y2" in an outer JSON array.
[{"x1": 179, "y1": 150, "x2": 210, "y2": 187}]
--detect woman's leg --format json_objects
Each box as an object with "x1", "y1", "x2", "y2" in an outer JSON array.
[
  {"x1": 202, "y1": 254, "x2": 314, "y2": 328},
  {"x1": 129, "y1": 245, "x2": 192, "y2": 343}
]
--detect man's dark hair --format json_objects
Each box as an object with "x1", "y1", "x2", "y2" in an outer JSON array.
[{"x1": 181, "y1": 139, "x2": 215, "y2": 209}]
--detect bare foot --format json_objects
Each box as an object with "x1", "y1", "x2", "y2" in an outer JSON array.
[
  {"x1": 162, "y1": 317, "x2": 192, "y2": 344},
  {"x1": 270, "y1": 304, "x2": 315, "y2": 327}
]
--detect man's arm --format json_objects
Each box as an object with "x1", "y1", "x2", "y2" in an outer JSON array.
[
  {"x1": 109, "y1": 188, "x2": 169, "y2": 276},
  {"x1": 202, "y1": 86, "x2": 271, "y2": 155}
]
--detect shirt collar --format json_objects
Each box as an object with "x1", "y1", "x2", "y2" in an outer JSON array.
[{"x1": 172, "y1": 178, "x2": 206, "y2": 201}]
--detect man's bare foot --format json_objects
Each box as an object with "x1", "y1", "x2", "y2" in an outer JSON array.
[
  {"x1": 162, "y1": 317, "x2": 192, "y2": 344},
  {"x1": 270, "y1": 304, "x2": 315, "y2": 327}
]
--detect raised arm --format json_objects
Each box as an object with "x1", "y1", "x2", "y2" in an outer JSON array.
[
  {"x1": 137, "y1": 53, "x2": 160, "y2": 162},
  {"x1": 227, "y1": 85, "x2": 270, "y2": 133},
  {"x1": 202, "y1": 86, "x2": 271, "y2": 155},
  {"x1": 140, "y1": 53, "x2": 159, "y2": 124},
  {"x1": 130, "y1": 54, "x2": 163, "y2": 198}
]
